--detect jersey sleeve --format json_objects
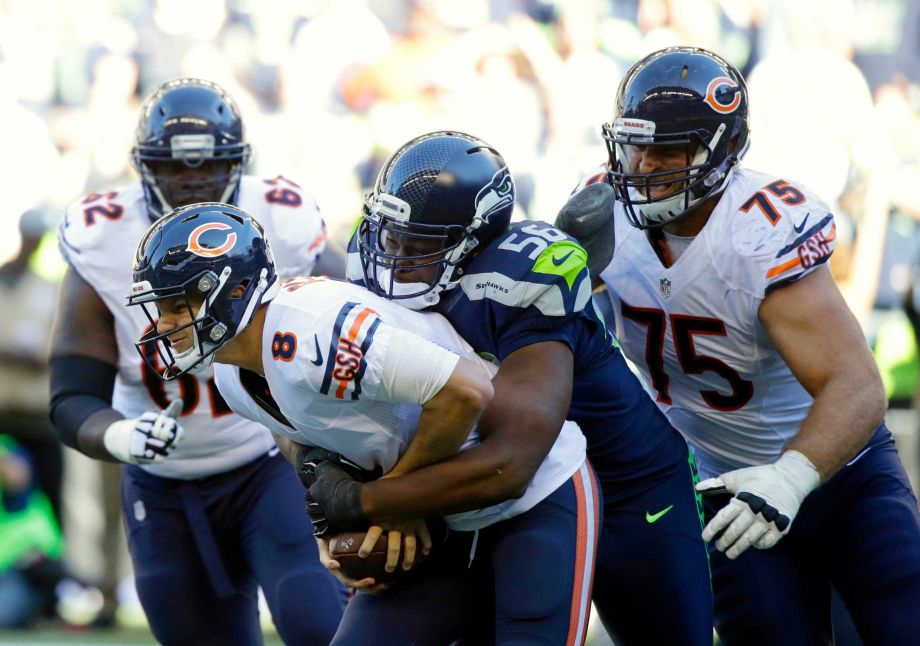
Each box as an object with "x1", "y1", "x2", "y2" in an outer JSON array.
[
  {"x1": 471, "y1": 222, "x2": 595, "y2": 360},
  {"x1": 284, "y1": 299, "x2": 392, "y2": 402},
  {"x1": 729, "y1": 180, "x2": 837, "y2": 297},
  {"x1": 57, "y1": 189, "x2": 134, "y2": 285},
  {"x1": 250, "y1": 176, "x2": 327, "y2": 278},
  {"x1": 274, "y1": 290, "x2": 464, "y2": 406}
]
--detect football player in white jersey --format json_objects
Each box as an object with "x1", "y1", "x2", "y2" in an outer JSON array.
[
  {"x1": 561, "y1": 46, "x2": 920, "y2": 644},
  {"x1": 129, "y1": 202, "x2": 598, "y2": 646},
  {"x1": 49, "y1": 79, "x2": 345, "y2": 645}
]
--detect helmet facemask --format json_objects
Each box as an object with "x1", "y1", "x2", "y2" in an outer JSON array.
[
  {"x1": 133, "y1": 136, "x2": 250, "y2": 221},
  {"x1": 357, "y1": 192, "x2": 472, "y2": 311},
  {"x1": 130, "y1": 265, "x2": 277, "y2": 380},
  {"x1": 603, "y1": 118, "x2": 736, "y2": 229}
]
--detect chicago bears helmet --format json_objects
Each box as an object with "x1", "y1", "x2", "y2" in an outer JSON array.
[
  {"x1": 357, "y1": 131, "x2": 514, "y2": 309},
  {"x1": 128, "y1": 202, "x2": 278, "y2": 380},
  {"x1": 132, "y1": 79, "x2": 251, "y2": 221},
  {"x1": 602, "y1": 46, "x2": 750, "y2": 228}
]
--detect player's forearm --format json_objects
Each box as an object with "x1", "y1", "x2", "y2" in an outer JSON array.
[
  {"x1": 785, "y1": 369, "x2": 886, "y2": 481},
  {"x1": 387, "y1": 359, "x2": 493, "y2": 478},
  {"x1": 75, "y1": 408, "x2": 125, "y2": 461},
  {"x1": 362, "y1": 440, "x2": 529, "y2": 523},
  {"x1": 387, "y1": 401, "x2": 484, "y2": 479},
  {"x1": 274, "y1": 435, "x2": 302, "y2": 466},
  {"x1": 49, "y1": 355, "x2": 122, "y2": 461}
]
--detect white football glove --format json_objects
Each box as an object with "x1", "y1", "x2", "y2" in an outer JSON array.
[
  {"x1": 696, "y1": 450, "x2": 820, "y2": 559},
  {"x1": 103, "y1": 400, "x2": 185, "y2": 464}
]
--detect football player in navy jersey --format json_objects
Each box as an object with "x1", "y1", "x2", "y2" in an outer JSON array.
[{"x1": 312, "y1": 131, "x2": 714, "y2": 645}]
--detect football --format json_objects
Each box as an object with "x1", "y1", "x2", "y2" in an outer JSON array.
[{"x1": 328, "y1": 529, "x2": 430, "y2": 584}]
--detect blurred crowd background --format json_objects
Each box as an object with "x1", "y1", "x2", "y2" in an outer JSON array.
[{"x1": 0, "y1": 0, "x2": 918, "y2": 640}]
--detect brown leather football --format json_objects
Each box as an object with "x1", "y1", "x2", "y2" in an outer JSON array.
[{"x1": 327, "y1": 530, "x2": 430, "y2": 584}]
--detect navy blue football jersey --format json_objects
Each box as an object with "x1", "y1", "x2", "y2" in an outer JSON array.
[{"x1": 348, "y1": 220, "x2": 682, "y2": 485}]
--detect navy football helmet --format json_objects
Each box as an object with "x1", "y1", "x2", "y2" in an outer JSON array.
[
  {"x1": 602, "y1": 47, "x2": 750, "y2": 228},
  {"x1": 132, "y1": 79, "x2": 251, "y2": 221},
  {"x1": 357, "y1": 131, "x2": 514, "y2": 309},
  {"x1": 128, "y1": 202, "x2": 278, "y2": 380}
]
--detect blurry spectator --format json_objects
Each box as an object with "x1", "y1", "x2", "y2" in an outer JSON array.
[
  {"x1": 851, "y1": 0, "x2": 920, "y2": 91},
  {"x1": 0, "y1": 209, "x2": 64, "y2": 520},
  {"x1": 0, "y1": 435, "x2": 64, "y2": 628}
]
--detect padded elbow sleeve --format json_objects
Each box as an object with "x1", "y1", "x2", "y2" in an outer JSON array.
[{"x1": 49, "y1": 356, "x2": 118, "y2": 449}]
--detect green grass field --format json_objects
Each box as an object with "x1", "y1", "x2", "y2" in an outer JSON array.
[{"x1": 0, "y1": 625, "x2": 285, "y2": 645}]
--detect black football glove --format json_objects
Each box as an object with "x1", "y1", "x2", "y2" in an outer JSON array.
[
  {"x1": 308, "y1": 461, "x2": 368, "y2": 535},
  {"x1": 294, "y1": 447, "x2": 379, "y2": 537},
  {"x1": 304, "y1": 488, "x2": 331, "y2": 538}
]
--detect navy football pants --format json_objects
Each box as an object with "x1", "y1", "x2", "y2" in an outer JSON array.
[
  {"x1": 579, "y1": 417, "x2": 713, "y2": 646},
  {"x1": 705, "y1": 426, "x2": 920, "y2": 645},
  {"x1": 331, "y1": 463, "x2": 601, "y2": 646},
  {"x1": 122, "y1": 452, "x2": 346, "y2": 646}
]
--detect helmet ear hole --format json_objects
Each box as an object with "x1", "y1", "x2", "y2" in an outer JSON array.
[
  {"x1": 229, "y1": 280, "x2": 250, "y2": 299},
  {"x1": 230, "y1": 280, "x2": 250, "y2": 298}
]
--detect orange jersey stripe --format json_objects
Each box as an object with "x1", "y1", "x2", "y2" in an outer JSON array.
[
  {"x1": 308, "y1": 231, "x2": 327, "y2": 252},
  {"x1": 566, "y1": 463, "x2": 599, "y2": 646},
  {"x1": 765, "y1": 256, "x2": 802, "y2": 279},
  {"x1": 335, "y1": 307, "x2": 379, "y2": 399},
  {"x1": 585, "y1": 463, "x2": 600, "y2": 621}
]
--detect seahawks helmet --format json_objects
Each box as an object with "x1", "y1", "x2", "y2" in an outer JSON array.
[
  {"x1": 602, "y1": 47, "x2": 750, "y2": 228},
  {"x1": 358, "y1": 131, "x2": 515, "y2": 309},
  {"x1": 128, "y1": 202, "x2": 277, "y2": 380},
  {"x1": 132, "y1": 79, "x2": 251, "y2": 221}
]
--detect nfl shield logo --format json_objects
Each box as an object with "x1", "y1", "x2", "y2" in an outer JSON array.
[
  {"x1": 659, "y1": 278, "x2": 672, "y2": 297},
  {"x1": 133, "y1": 500, "x2": 146, "y2": 522}
]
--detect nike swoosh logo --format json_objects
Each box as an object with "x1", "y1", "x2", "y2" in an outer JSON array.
[
  {"x1": 793, "y1": 214, "x2": 809, "y2": 234},
  {"x1": 310, "y1": 335, "x2": 323, "y2": 366},
  {"x1": 645, "y1": 505, "x2": 674, "y2": 523},
  {"x1": 552, "y1": 250, "x2": 575, "y2": 266}
]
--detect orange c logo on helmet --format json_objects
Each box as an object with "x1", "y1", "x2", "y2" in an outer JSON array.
[
  {"x1": 187, "y1": 222, "x2": 237, "y2": 258},
  {"x1": 704, "y1": 76, "x2": 741, "y2": 114}
]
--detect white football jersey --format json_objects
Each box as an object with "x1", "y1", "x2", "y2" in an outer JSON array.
[
  {"x1": 214, "y1": 278, "x2": 586, "y2": 531},
  {"x1": 596, "y1": 168, "x2": 836, "y2": 479},
  {"x1": 58, "y1": 175, "x2": 327, "y2": 479}
]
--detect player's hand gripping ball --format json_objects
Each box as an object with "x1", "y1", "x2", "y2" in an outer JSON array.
[{"x1": 328, "y1": 521, "x2": 440, "y2": 584}]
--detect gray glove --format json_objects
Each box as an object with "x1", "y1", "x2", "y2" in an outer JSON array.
[{"x1": 554, "y1": 182, "x2": 616, "y2": 279}]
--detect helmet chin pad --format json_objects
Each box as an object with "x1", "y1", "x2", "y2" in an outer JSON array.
[
  {"x1": 372, "y1": 267, "x2": 444, "y2": 310},
  {"x1": 631, "y1": 186, "x2": 699, "y2": 226}
]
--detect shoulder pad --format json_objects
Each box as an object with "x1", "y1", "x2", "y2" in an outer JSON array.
[
  {"x1": 725, "y1": 175, "x2": 836, "y2": 293},
  {"x1": 478, "y1": 222, "x2": 587, "y2": 279},
  {"x1": 58, "y1": 185, "x2": 144, "y2": 261},
  {"x1": 240, "y1": 175, "x2": 326, "y2": 277},
  {"x1": 462, "y1": 221, "x2": 592, "y2": 316}
]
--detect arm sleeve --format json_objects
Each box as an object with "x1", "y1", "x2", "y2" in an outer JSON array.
[
  {"x1": 49, "y1": 356, "x2": 118, "y2": 449},
  {"x1": 377, "y1": 328, "x2": 460, "y2": 405}
]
